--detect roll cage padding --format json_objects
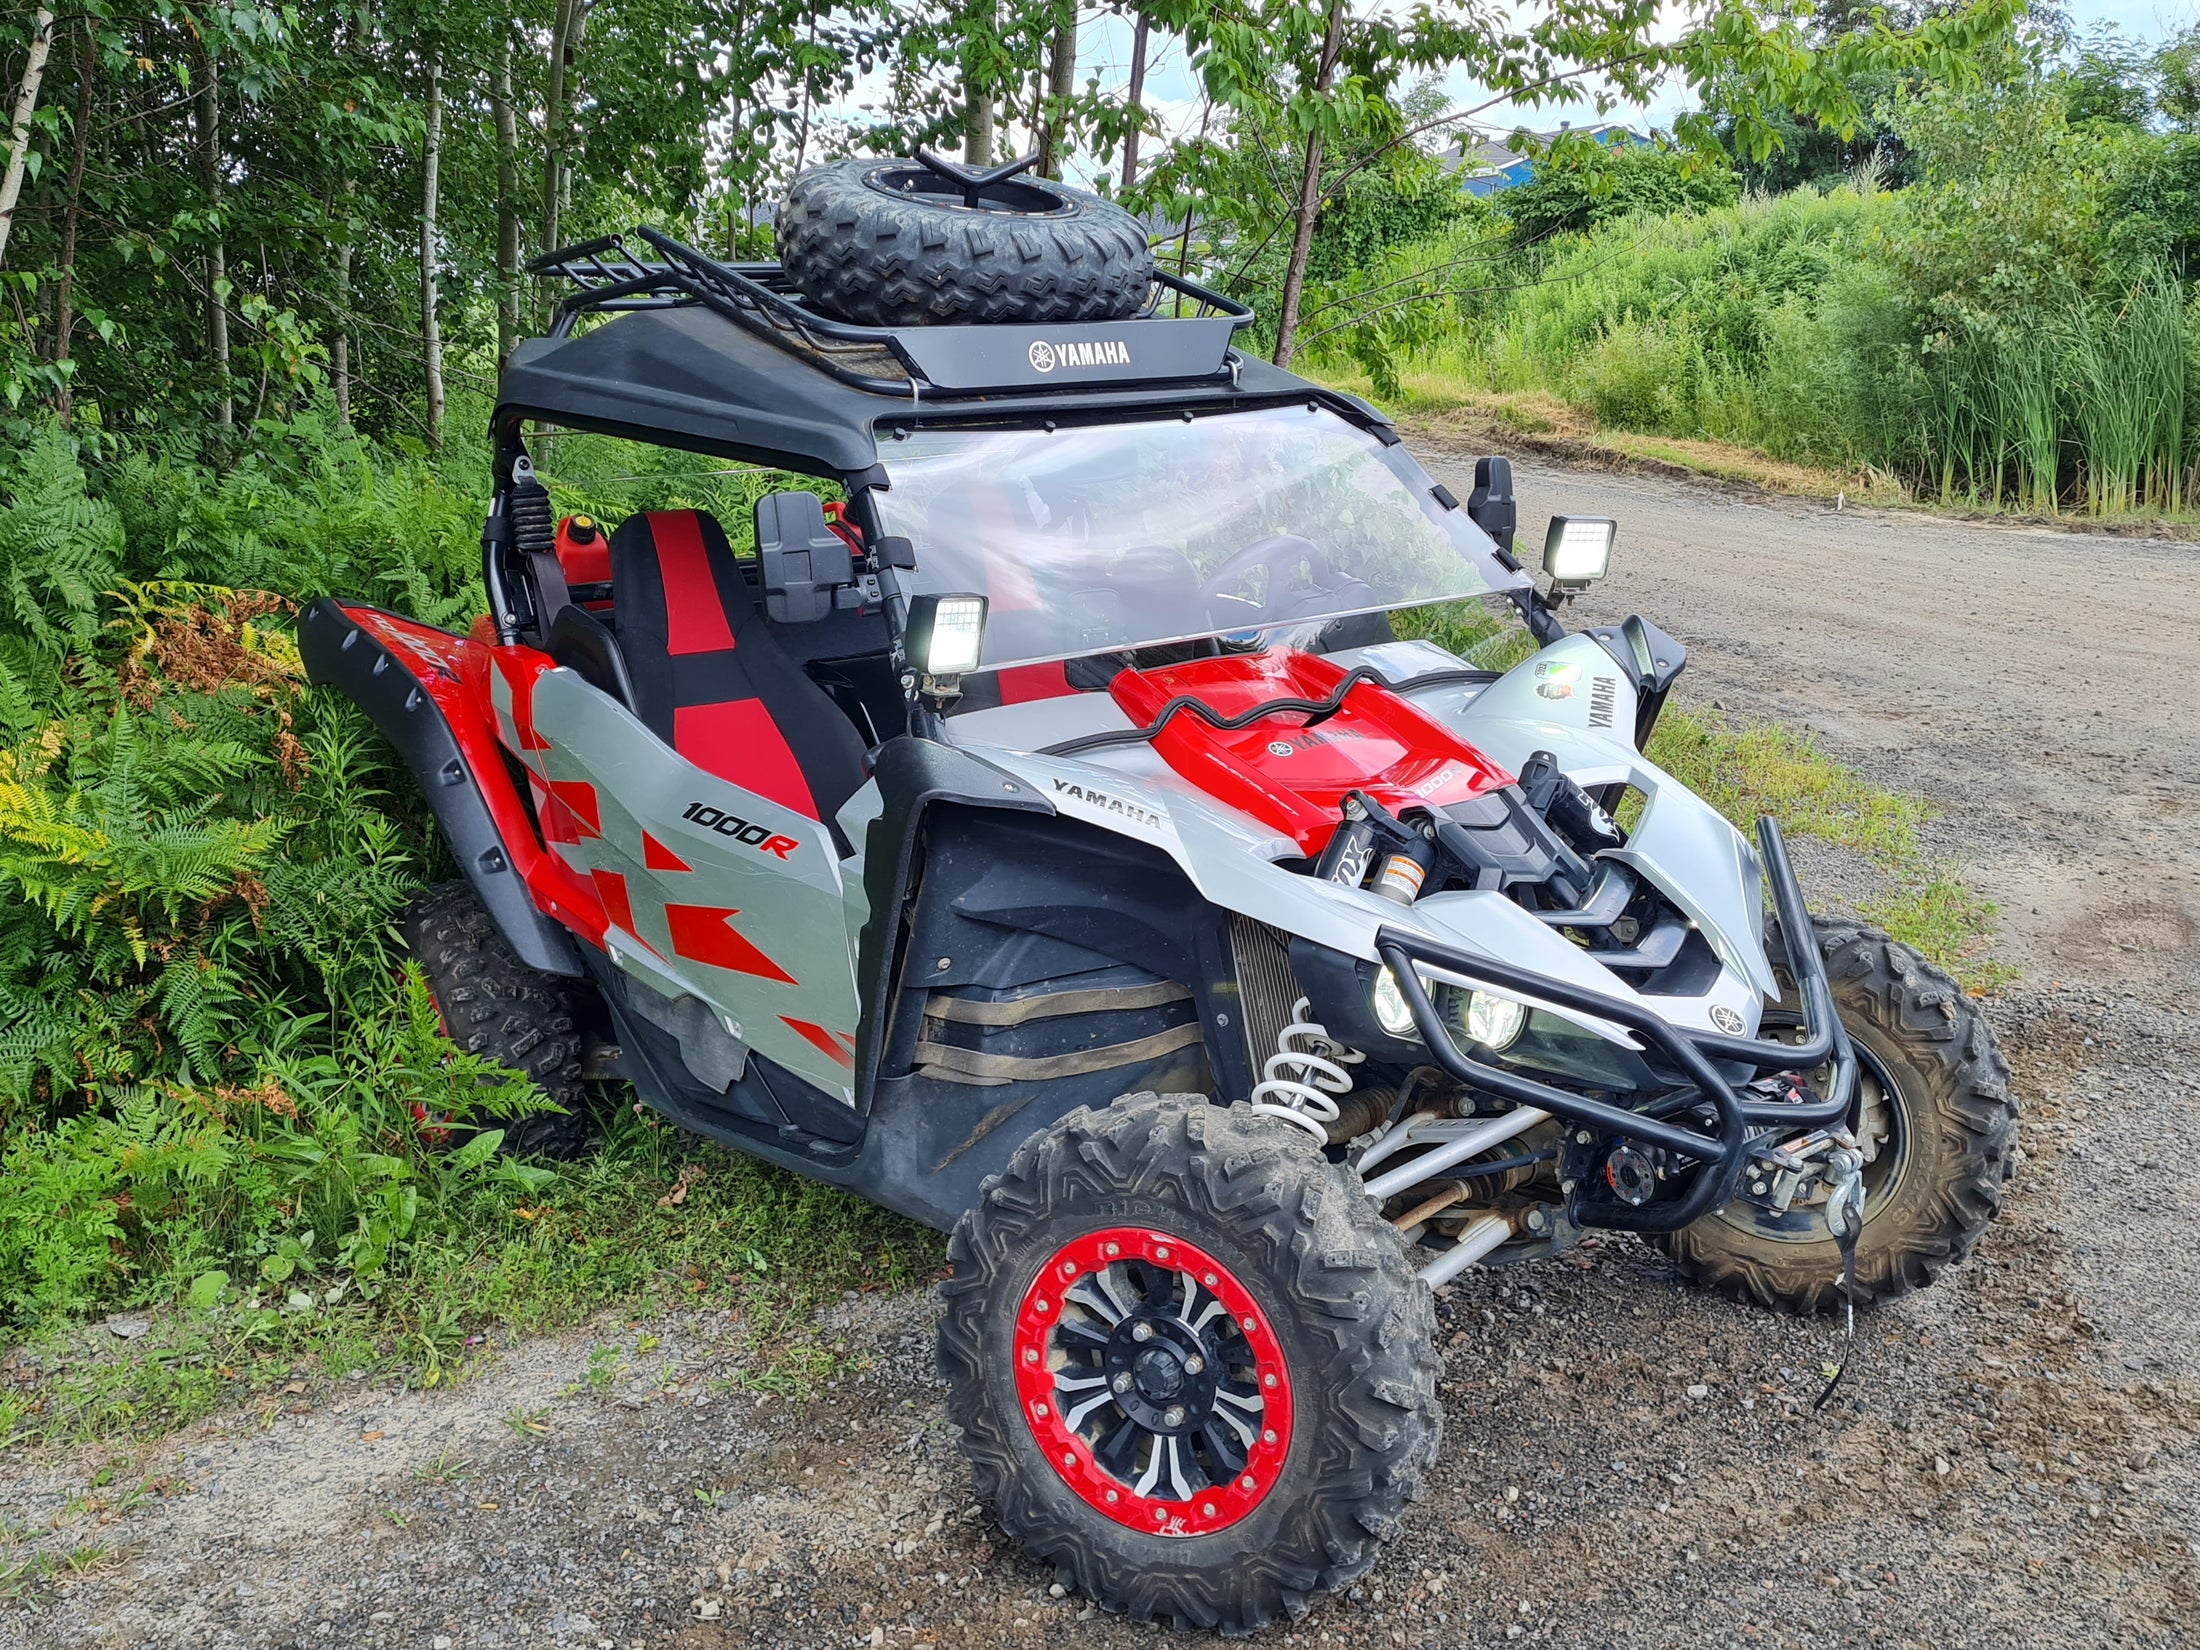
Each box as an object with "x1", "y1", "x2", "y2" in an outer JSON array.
[
  {"x1": 607, "y1": 509, "x2": 870, "y2": 826},
  {"x1": 296, "y1": 599, "x2": 584, "y2": 978}
]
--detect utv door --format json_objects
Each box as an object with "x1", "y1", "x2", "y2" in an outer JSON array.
[{"x1": 525, "y1": 668, "x2": 865, "y2": 1102}]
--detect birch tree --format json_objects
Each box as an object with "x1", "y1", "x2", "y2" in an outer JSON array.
[{"x1": 0, "y1": 4, "x2": 54, "y2": 268}]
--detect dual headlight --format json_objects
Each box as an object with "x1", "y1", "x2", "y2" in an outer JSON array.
[{"x1": 1370, "y1": 967, "x2": 1527, "y2": 1052}]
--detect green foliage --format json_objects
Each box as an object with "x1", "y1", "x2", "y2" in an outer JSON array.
[
  {"x1": 1318, "y1": 42, "x2": 2200, "y2": 519},
  {"x1": 1501, "y1": 142, "x2": 1739, "y2": 248}
]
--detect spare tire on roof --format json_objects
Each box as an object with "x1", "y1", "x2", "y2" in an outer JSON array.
[{"x1": 776, "y1": 153, "x2": 1155, "y2": 328}]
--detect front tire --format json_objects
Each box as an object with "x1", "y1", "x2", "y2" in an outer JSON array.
[
  {"x1": 1664, "y1": 920, "x2": 2017, "y2": 1312},
  {"x1": 938, "y1": 1094, "x2": 1440, "y2": 1634}
]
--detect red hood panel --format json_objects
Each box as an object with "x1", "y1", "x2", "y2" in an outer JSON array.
[{"x1": 1108, "y1": 650, "x2": 1513, "y2": 854}]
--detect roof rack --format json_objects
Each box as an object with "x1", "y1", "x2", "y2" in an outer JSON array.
[{"x1": 529, "y1": 227, "x2": 1256, "y2": 401}]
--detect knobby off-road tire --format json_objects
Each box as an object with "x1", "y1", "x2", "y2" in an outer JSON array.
[
  {"x1": 1664, "y1": 919, "x2": 2017, "y2": 1313},
  {"x1": 776, "y1": 158, "x2": 1155, "y2": 327},
  {"x1": 402, "y1": 881, "x2": 593, "y2": 1161},
  {"x1": 938, "y1": 1093, "x2": 1441, "y2": 1635}
]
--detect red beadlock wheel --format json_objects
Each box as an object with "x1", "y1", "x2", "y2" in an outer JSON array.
[
  {"x1": 939, "y1": 1096, "x2": 1441, "y2": 1633},
  {"x1": 1012, "y1": 1226, "x2": 1292, "y2": 1537}
]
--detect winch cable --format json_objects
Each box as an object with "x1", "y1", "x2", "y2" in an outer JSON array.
[{"x1": 1813, "y1": 1196, "x2": 1865, "y2": 1412}]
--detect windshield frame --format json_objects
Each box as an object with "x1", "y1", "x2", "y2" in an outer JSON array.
[{"x1": 866, "y1": 400, "x2": 1531, "y2": 672}]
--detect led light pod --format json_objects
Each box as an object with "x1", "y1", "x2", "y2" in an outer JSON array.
[
  {"x1": 903, "y1": 592, "x2": 989, "y2": 678},
  {"x1": 1541, "y1": 516, "x2": 1617, "y2": 588}
]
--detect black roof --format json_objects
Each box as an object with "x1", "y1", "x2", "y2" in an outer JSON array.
[
  {"x1": 494, "y1": 304, "x2": 1364, "y2": 478},
  {"x1": 492, "y1": 229, "x2": 1385, "y2": 479}
]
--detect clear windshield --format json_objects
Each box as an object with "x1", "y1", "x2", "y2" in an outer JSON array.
[{"x1": 874, "y1": 404, "x2": 1530, "y2": 670}]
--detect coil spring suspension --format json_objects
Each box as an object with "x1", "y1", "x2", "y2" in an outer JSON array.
[{"x1": 1249, "y1": 997, "x2": 1365, "y2": 1141}]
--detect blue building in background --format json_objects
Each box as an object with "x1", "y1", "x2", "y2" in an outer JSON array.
[{"x1": 1439, "y1": 123, "x2": 1643, "y2": 196}]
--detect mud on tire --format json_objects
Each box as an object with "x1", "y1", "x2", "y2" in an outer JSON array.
[
  {"x1": 937, "y1": 1093, "x2": 1440, "y2": 1634},
  {"x1": 1663, "y1": 920, "x2": 2017, "y2": 1313},
  {"x1": 402, "y1": 880, "x2": 594, "y2": 1161},
  {"x1": 776, "y1": 157, "x2": 1155, "y2": 327}
]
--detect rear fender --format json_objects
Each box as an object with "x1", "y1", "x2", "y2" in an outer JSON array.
[{"x1": 297, "y1": 598, "x2": 585, "y2": 976}]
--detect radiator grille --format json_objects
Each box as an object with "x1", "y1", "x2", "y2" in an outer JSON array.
[{"x1": 1228, "y1": 915, "x2": 1303, "y2": 1093}]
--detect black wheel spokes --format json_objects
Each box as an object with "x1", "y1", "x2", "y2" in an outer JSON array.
[
  {"x1": 1046, "y1": 1256, "x2": 1263, "y2": 1503},
  {"x1": 1196, "y1": 1418, "x2": 1250, "y2": 1479}
]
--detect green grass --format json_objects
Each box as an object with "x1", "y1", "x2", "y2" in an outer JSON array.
[
  {"x1": 1646, "y1": 701, "x2": 2011, "y2": 991},
  {"x1": 0, "y1": 1115, "x2": 937, "y2": 1450}
]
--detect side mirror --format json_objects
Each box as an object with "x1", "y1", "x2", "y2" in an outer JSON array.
[
  {"x1": 1467, "y1": 456, "x2": 1516, "y2": 554},
  {"x1": 755, "y1": 490, "x2": 855, "y2": 623},
  {"x1": 1542, "y1": 515, "x2": 1616, "y2": 589}
]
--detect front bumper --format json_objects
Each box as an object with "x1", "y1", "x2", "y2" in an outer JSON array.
[{"x1": 1374, "y1": 816, "x2": 1856, "y2": 1234}]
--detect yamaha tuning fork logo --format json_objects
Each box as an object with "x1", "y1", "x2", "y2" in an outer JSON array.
[{"x1": 1027, "y1": 336, "x2": 1131, "y2": 374}]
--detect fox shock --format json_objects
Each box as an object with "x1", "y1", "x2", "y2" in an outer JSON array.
[{"x1": 1249, "y1": 997, "x2": 1366, "y2": 1142}]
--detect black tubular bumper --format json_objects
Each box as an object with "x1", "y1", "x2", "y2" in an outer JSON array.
[{"x1": 1373, "y1": 816, "x2": 1855, "y2": 1234}]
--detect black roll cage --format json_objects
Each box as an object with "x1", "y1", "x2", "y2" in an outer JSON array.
[{"x1": 1373, "y1": 815, "x2": 1857, "y2": 1235}]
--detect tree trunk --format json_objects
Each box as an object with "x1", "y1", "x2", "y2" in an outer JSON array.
[
  {"x1": 0, "y1": 4, "x2": 54, "y2": 269},
  {"x1": 542, "y1": 0, "x2": 576, "y2": 259},
  {"x1": 1272, "y1": 0, "x2": 1346, "y2": 370},
  {"x1": 51, "y1": 21, "x2": 92, "y2": 421},
  {"x1": 420, "y1": 51, "x2": 444, "y2": 452},
  {"x1": 493, "y1": 24, "x2": 521, "y2": 368},
  {"x1": 1037, "y1": 4, "x2": 1077, "y2": 178},
  {"x1": 963, "y1": 0, "x2": 995, "y2": 164},
  {"x1": 1120, "y1": 10, "x2": 1148, "y2": 193},
  {"x1": 332, "y1": 228, "x2": 351, "y2": 427},
  {"x1": 193, "y1": 38, "x2": 231, "y2": 429}
]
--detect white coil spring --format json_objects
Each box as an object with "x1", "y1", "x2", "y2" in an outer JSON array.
[{"x1": 1249, "y1": 997, "x2": 1365, "y2": 1142}]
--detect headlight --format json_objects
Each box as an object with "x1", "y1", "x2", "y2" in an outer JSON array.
[
  {"x1": 1370, "y1": 967, "x2": 1416, "y2": 1038},
  {"x1": 1445, "y1": 988, "x2": 1526, "y2": 1052}
]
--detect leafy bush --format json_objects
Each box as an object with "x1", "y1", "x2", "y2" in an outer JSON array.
[{"x1": 1501, "y1": 141, "x2": 1740, "y2": 247}]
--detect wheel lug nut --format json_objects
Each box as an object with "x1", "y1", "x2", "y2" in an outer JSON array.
[
  {"x1": 1163, "y1": 1405, "x2": 1186, "y2": 1427},
  {"x1": 1183, "y1": 1354, "x2": 1204, "y2": 1374},
  {"x1": 1131, "y1": 1322, "x2": 1154, "y2": 1342},
  {"x1": 1111, "y1": 1373, "x2": 1133, "y2": 1394}
]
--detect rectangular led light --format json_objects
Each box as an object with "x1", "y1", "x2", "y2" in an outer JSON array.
[
  {"x1": 905, "y1": 592, "x2": 989, "y2": 677},
  {"x1": 1542, "y1": 516, "x2": 1617, "y2": 587}
]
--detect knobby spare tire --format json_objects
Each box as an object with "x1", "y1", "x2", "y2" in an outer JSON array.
[{"x1": 776, "y1": 157, "x2": 1155, "y2": 327}]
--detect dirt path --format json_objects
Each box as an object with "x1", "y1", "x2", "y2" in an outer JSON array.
[{"x1": 6, "y1": 459, "x2": 2198, "y2": 1650}]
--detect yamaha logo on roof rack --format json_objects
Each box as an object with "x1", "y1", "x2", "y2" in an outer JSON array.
[
  {"x1": 901, "y1": 318, "x2": 1208, "y2": 392},
  {"x1": 1026, "y1": 337, "x2": 1132, "y2": 374}
]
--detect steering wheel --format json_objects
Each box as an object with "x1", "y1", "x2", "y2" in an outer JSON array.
[
  {"x1": 1200, "y1": 533, "x2": 1353, "y2": 626},
  {"x1": 1201, "y1": 533, "x2": 1332, "y2": 606}
]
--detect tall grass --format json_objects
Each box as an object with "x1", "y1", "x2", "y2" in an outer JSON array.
[{"x1": 1307, "y1": 178, "x2": 2200, "y2": 517}]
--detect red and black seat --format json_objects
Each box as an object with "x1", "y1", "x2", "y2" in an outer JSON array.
[{"x1": 607, "y1": 509, "x2": 869, "y2": 826}]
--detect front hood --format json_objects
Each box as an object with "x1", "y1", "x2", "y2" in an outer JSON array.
[{"x1": 1107, "y1": 650, "x2": 1512, "y2": 855}]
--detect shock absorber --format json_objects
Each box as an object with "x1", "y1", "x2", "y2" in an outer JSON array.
[{"x1": 1249, "y1": 997, "x2": 1366, "y2": 1141}]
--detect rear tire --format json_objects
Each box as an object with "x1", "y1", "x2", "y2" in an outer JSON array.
[
  {"x1": 1662, "y1": 920, "x2": 2016, "y2": 1313},
  {"x1": 938, "y1": 1094, "x2": 1439, "y2": 1633},
  {"x1": 776, "y1": 157, "x2": 1155, "y2": 327},
  {"x1": 402, "y1": 881, "x2": 594, "y2": 1161}
]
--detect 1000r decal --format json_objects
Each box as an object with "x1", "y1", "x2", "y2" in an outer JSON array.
[{"x1": 680, "y1": 802, "x2": 802, "y2": 859}]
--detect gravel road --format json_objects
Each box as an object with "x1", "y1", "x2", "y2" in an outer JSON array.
[{"x1": 5, "y1": 455, "x2": 2196, "y2": 1650}]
